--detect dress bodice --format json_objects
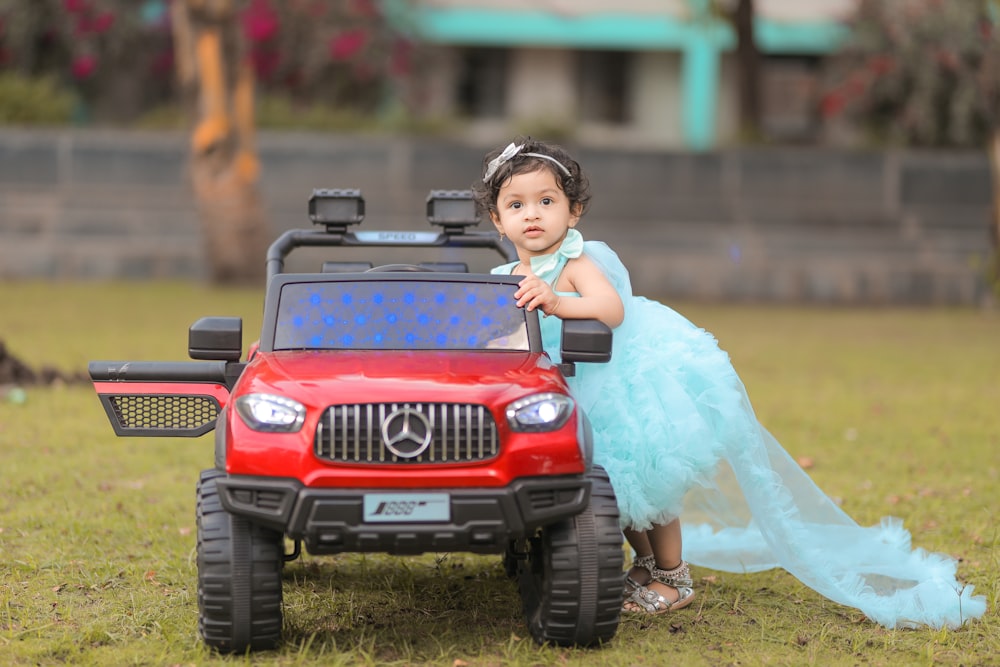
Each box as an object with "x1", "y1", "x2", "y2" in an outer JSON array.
[{"x1": 491, "y1": 229, "x2": 585, "y2": 358}]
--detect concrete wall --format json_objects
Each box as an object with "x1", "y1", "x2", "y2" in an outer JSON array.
[{"x1": 0, "y1": 129, "x2": 993, "y2": 304}]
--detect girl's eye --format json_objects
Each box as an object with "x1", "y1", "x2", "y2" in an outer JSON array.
[
  {"x1": 509, "y1": 201, "x2": 522, "y2": 210},
  {"x1": 540, "y1": 197, "x2": 553, "y2": 206}
]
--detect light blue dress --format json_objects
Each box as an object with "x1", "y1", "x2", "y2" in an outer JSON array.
[{"x1": 492, "y1": 229, "x2": 986, "y2": 630}]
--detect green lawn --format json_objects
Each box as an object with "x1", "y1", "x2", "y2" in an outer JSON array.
[{"x1": 1, "y1": 281, "x2": 997, "y2": 666}]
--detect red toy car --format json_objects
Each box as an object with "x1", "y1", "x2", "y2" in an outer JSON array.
[{"x1": 89, "y1": 189, "x2": 623, "y2": 652}]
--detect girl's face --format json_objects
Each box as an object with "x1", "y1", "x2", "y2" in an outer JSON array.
[{"x1": 490, "y1": 168, "x2": 580, "y2": 260}]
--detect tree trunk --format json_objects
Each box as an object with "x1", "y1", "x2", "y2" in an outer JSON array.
[
  {"x1": 172, "y1": 0, "x2": 271, "y2": 285},
  {"x1": 734, "y1": 0, "x2": 761, "y2": 139}
]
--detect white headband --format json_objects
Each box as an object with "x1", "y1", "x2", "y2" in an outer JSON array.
[{"x1": 483, "y1": 142, "x2": 571, "y2": 183}]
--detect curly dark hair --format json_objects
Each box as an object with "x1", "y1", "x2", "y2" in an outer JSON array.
[{"x1": 471, "y1": 137, "x2": 591, "y2": 221}]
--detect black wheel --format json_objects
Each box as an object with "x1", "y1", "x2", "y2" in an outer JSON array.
[
  {"x1": 515, "y1": 465, "x2": 623, "y2": 647},
  {"x1": 196, "y1": 469, "x2": 284, "y2": 653},
  {"x1": 502, "y1": 539, "x2": 523, "y2": 579}
]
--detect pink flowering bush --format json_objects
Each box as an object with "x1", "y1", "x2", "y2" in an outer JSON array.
[
  {"x1": 238, "y1": 0, "x2": 421, "y2": 114},
  {"x1": 0, "y1": 0, "x2": 423, "y2": 125},
  {"x1": 0, "y1": 0, "x2": 174, "y2": 122},
  {"x1": 824, "y1": 0, "x2": 1000, "y2": 147}
]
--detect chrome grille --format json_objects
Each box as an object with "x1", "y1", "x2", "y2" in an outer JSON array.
[{"x1": 314, "y1": 403, "x2": 499, "y2": 464}]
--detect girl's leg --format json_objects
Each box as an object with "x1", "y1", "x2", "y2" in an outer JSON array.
[
  {"x1": 623, "y1": 527, "x2": 653, "y2": 586},
  {"x1": 624, "y1": 519, "x2": 694, "y2": 612},
  {"x1": 650, "y1": 518, "x2": 683, "y2": 571},
  {"x1": 624, "y1": 521, "x2": 682, "y2": 585},
  {"x1": 646, "y1": 519, "x2": 683, "y2": 604}
]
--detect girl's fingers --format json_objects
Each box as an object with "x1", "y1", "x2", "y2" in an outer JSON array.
[
  {"x1": 515, "y1": 275, "x2": 553, "y2": 311},
  {"x1": 518, "y1": 294, "x2": 536, "y2": 310},
  {"x1": 522, "y1": 294, "x2": 550, "y2": 312}
]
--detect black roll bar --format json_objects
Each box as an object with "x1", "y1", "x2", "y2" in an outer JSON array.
[{"x1": 264, "y1": 228, "x2": 518, "y2": 284}]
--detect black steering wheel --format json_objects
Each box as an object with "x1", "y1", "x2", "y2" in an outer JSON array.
[{"x1": 365, "y1": 264, "x2": 434, "y2": 272}]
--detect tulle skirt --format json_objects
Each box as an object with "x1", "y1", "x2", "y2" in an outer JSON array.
[
  {"x1": 568, "y1": 295, "x2": 738, "y2": 529},
  {"x1": 546, "y1": 241, "x2": 987, "y2": 630}
]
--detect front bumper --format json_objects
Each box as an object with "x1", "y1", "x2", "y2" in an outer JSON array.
[{"x1": 214, "y1": 474, "x2": 591, "y2": 555}]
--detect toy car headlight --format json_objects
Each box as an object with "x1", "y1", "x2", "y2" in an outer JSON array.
[
  {"x1": 235, "y1": 394, "x2": 306, "y2": 432},
  {"x1": 505, "y1": 393, "x2": 574, "y2": 432}
]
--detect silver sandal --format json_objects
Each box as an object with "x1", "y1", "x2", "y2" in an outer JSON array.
[
  {"x1": 623, "y1": 554, "x2": 656, "y2": 597},
  {"x1": 623, "y1": 560, "x2": 696, "y2": 615}
]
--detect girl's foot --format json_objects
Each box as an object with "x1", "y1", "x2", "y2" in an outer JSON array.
[
  {"x1": 622, "y1": 561, "x2": 695, "y2": 615},
  {"x1": 623, "y1": 554, "x2": 655, "y2": 598}
]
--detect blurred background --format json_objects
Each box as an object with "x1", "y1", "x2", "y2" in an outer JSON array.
[{"x1": 0, "y1": 0, "x2": 997, "y2": 304}]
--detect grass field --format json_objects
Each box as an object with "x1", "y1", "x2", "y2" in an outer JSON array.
[{"x1": 1, "y1": 280, "x2": 997, "y2": 666}]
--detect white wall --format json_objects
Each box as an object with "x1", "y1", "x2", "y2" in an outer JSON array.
[
  {"x1": 506, "y1": 48, "x2": 578, "y2": 125},
  {"x1": 629, "y1": 51, "x2": 684, "y2": 148}
]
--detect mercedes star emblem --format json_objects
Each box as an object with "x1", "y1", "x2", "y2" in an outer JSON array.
[{"x1": 381, "y1": 407, "x2": 433, "y2": 458}]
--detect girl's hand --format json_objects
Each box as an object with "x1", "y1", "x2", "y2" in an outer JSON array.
[{"x1": 515, "y1": 272, "x2": 561, "y2": 317}]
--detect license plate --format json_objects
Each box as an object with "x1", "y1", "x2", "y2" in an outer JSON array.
[{"x1": 362, "y1": 493, "x2": 450, "y2": 523}]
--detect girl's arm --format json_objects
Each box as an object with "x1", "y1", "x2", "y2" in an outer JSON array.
[
  {"x1": 514, "y1": 255, "x2": 624, "y2": 328},
  {"x1": 561, "y1": 254, "x2": 624, "y2": 327}
]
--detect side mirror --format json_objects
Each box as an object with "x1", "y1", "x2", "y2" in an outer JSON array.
[
  {"x1": 189, "y1": 317, "x2": 243, "y2": 361},
  {"x1": 559, "y1": 319, "x2": 612, "y2": 376}
]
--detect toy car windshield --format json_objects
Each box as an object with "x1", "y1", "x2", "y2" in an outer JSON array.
[{"x1": 271, "y1": 276, "x2": 530, "y2": 352}]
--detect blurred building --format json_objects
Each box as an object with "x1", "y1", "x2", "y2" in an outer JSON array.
[{"x1": 399, "y1": 0, "x2": 856, "y2": 148}]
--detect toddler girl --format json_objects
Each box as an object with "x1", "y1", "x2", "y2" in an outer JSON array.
[{"x1": 472, "y1": 137, "x2": 986, "y2": 627}]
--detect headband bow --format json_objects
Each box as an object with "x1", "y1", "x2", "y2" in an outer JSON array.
[{"x1": 483, "y1": 142, "x2": 572, "y2": 183}]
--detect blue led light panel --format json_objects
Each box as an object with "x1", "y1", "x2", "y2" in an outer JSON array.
[{"x1": 274, "y1": 280, "x2": 528, "y2": 351}]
